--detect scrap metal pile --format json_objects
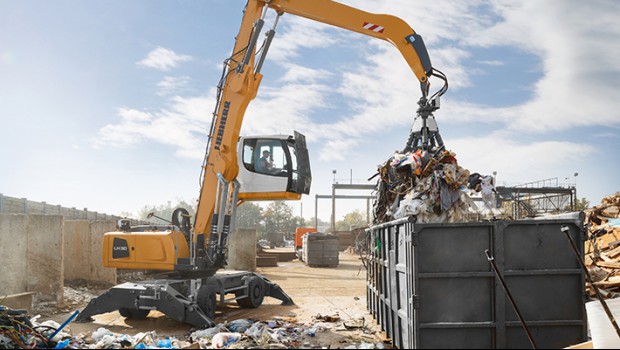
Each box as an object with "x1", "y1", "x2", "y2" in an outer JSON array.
[
  {"x1": 584, "y1": 192, "x2": 620, "y2": 298},
  {"x1": 372, "y1": 148, "x2": 498, "y2": 225}
]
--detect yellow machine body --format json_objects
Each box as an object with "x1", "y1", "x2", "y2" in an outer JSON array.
[{"x1": 103, "y1": 229, "x2": 189, "y2": 270}]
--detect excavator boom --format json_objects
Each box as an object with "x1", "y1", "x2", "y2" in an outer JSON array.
[{"x1": 79, "y1": 0, "x2": 448, "y2": 327}]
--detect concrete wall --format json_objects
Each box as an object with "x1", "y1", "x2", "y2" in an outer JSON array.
[
  {"x1": 88, "y1": 220, "x2": 117, "y2": 284},
  {"x1": 0, "y1": 215, "x2": 118, "y2": 306},
  {"x1": 0, "y1": 214, "x2": 64, "y2": 303},
  {"x1": 227, "y1": 228, "x2": 256, "y2": 271},
  {"x1": 0, "y1": 214, "x2": 29, "y2": 296},
  {"x1": 64, "y1": 220, "x2": 116, "y2": 285}
]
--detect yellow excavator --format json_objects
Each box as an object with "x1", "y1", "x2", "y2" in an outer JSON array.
[{"x1": 76, "y1": 0, "x2": 448, "y2": 327}]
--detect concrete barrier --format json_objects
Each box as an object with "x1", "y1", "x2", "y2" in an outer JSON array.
[
  {"x1": 0, "y1": 214, "x2": 118, "y2": 306},
  {"x1": 1, "y1": 292, "x2": 35, "y2": 311},
  {"x1": 88, "y1": 221, "x2": 117, "y2": 284},
  {"x1": 0, "y1": 214, "x2": 63, "y2": 304},
  {"x1": 64, "y1": 221, "x2": 91, "y2": 281},
  {"x1": 227, "y1": 228, "x2": 257, "y2": 271},
  {"x1": 64, "y1": 220, "x2": 117, "y2": 286}
]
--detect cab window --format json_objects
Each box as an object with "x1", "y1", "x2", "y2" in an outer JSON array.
[{"x1": 243, "y1": 138, "x2": 288, "y2": 175}]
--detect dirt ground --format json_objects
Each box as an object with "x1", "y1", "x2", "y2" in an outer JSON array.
[{"x1": 45, "y1": 250, "x2": 391, "y2": 349}]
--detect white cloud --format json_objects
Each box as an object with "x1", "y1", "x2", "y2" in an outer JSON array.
[
  {"x1": 119, "y1": 107, "x2": 152, "y2": 122},
  {"x1": 448, "y1": 133, "x2": 596, "y2": 184},
  {"x1": 93, "y1": 95, "x2": 213, "y2": 158},
  {"x1": 465, "y1": 0, "x2": 620, "y2": 132},
  {"x1": 478, "y1": 60, "x2": 503, "y2": 66},
  {"x1": 279, "y1": 63, "x2": 332, "y2": 84},
  {"x1": 157, "y1": 76, "x2": 190, "y2": 96},
  {"x1": 137, "y1": 47, "x2": 192, "y2": 71},
  {"x1": 268, "y1": 16, "x2": 341, "y2": 61}
]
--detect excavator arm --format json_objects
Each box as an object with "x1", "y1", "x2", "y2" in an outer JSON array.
[
  {"x1": 85, "y1": 0, "x2": 448, "y2": 327},
  {"x1": 194, "y1": 0, "x2": 447, "y2": 253},
  {"x1": 100, "y1": 0, "x2": 447, "y2": 274}
]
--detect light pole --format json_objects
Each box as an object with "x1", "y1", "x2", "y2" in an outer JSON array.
[
  {"x1": 331, "y1": 170, "x2": 336, "y2": 233},
  {"x1": 573, "y1": 172, "x2": 578, "y2": 188},
  {"x1": 573, "y1": 172, "x2": 579, "y2": 209}
]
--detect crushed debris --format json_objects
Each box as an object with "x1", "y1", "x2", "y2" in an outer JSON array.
[
  {"x1": 372, "y1": 149, "x2": 499, "y2": 224},
  {"x1": 584, "y1": 192, "x2": 620, "y2": 299}
]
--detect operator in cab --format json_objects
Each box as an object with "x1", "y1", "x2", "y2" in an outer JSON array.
[{"x1": 256, "y1": 150, "x2": 273, "y2": 174}]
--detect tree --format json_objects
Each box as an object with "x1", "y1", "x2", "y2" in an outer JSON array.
[
  {"x1": 308, "y1": 217, "x2": 329, "y2": 232},
  {"x1": 576, "y1": 197, "x2": 590, "y2": 211},
  {"x1": 263, "y1": 201, "x2": 296, "y2": 234},
  {"x1": 562, "y1": 197, "x2": 590, "y2": 212},
  {"x1": 236, "y1": 202, "x2": 263, "y2": 229},
  {"x1": 336, "y1": 209, "x2": 368, "y2": 231}
]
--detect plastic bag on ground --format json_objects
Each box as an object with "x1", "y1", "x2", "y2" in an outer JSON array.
[
  {"x1": 227, "y1": 319, "x2": 253, "y2": 333},
  {"x1": 211, "y1": 332, "x2": 241, "y2": 348}
]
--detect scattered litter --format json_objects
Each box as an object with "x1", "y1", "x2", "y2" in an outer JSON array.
[
  {"x1": 1, "y1": 305, "x2": 381, "y2": 349},
  {"x1": 312, "y1": 313, "x2": 340, "y2": 322},
  {"x1": 211, "y1": 332, "x2": 241, "y2": 348},
  {"x1": 0, "y1": 305, "x2": 52, "y2": 349},
  {"x1": 91, "y1": 327, "x2": 114, "y2": 341},
  {"x1": 343, "y1": 316, "x2": 365, "y2": 330},
  {"x1": 226, "y1": 319, "x2": 253, "y2": 333},
  {"x1": 344, "y1": 341, "x2": 384, "y2": 349}
]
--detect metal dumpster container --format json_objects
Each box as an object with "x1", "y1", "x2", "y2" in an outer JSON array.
[{"x1": 366, "y1": 214, "x2": 587, "y2": 349}]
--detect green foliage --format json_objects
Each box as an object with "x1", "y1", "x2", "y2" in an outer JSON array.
[
  {"x1": 236, "y1": 202, "x2": 263, "y2": 229},
  {"x1": 262, "y1": 201, "x2": 298, "y2": 235},
  {"x1": 335, "y1": 209, "x2": 368, "y2": 231},
  {"x1": 562, "y1": 197, "x2": 590, "y2": 212},
  {"x1": 576, "y1": 197, "x2": 590, "y2": 211},
  {"x1": 308, "y1": 217, "x2": 329, "y2": 228}
]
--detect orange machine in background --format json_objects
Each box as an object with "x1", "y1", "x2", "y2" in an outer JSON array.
[{"x1": 295, "y1": 227, "x2": 318, "y2": 250}]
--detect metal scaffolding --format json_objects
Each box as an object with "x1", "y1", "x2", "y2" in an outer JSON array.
[{"x1": 496, "y1": 177, "x2": 576, "y2": 219}]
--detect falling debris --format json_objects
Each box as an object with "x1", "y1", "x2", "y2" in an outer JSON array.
[{"x1": 372, "y1": 149, "x2": 498, "y2": 224}]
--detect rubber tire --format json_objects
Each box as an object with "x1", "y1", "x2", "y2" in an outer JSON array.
[
  {"x1": 118, "y1": 308, "x2": 150, "y2": 319},
  {"x1": 197, "y1": 283, "x2": 218, "y2": 320},
  {"x1": 236, "y1": 276, "x2": 265, "y2": 308}
]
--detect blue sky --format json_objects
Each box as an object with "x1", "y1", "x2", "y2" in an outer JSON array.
[{"x1": 1, "y1": 0, "x2": 619, "y2": 222}]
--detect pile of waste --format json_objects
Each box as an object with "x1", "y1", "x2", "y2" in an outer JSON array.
[
  {"x1": 372, "y1": 149, "x2": 497, "y2": 224},
  {"x1": 0, "y1": 306, "x2": 386, "y2": 349},
  {"x1": 0, "y1": 305, "x2": 52, "y2": 349},
  {"x1": 584, "y1": 192, "x2": 620, "y2": 298}
]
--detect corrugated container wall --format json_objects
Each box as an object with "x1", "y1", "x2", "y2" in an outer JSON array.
[{"x1": 366, "y1": 214, "x2": 587, "y2": 349}]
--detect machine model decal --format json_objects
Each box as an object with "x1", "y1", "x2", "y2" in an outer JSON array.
[
  {"x1": 112, "y1": 237, "x2": 130, "y2": 259},
  {"x1": 214, "y1": 101, "x2": 231, "y2": 151}
]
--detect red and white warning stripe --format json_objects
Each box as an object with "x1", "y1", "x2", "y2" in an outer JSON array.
[{"x1": 363, "y1": 22, "x2": 384, "y2": 33}]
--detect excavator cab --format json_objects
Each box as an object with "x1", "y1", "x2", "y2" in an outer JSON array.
[{"x1": 237, "y1": 131, "x2": 311, "y2": 201}]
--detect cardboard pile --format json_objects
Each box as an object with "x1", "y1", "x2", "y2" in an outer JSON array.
[{"x1": 584, "y1": 192, "x2": 620, "y2": 298}]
